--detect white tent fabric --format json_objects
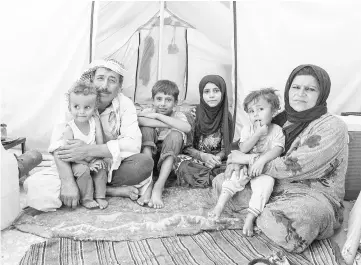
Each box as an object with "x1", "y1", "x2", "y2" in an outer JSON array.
[
  {"x1": 0, "y1": 2, "x2": 92, "y2": 151},
  {"x1": 234, "y1": 2, "x2": 361, "y2": 139},
  {"x1": 1, "y1": 1, "x2": 360, "y2": 152},
  {"x1": 94, "y1": 1, "x2": 233, "y2": 105}
]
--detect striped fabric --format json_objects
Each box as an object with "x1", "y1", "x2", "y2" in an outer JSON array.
[{"x1": 20, "y1": 230, "x2": 340, "y2": 265}]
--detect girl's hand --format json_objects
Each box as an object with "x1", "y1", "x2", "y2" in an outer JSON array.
[{"x1": 201, "y1": 153, "x2": 221, "y2": 169}]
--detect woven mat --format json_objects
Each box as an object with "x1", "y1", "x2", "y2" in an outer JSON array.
[
  {"x1": 16, "y1": 187, "x2": 344, "y2": 264},
  {"x1": 20, "y1": 231, "x2": 342, "y2": 265},
  {"x1": 14, "y1": 187, "x2": 247, "y2": 241}
]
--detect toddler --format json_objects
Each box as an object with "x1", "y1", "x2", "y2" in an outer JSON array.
[
  {"x1": 62, "y1": 81, "x2": 108, "y2": 209},
  {"x1": 210, "y1": 88, "x2": 285, "y2": 236}
]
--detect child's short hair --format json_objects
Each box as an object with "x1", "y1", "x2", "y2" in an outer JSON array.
[
  {"x1": 151, "y1": 80, "x2": 179, "y2": 102},
  {"x1": 243, "y1": 88, "x2": 280, "y2": 113},
  {"x1": 66, "y1": 80, "x2": 100, "y2": 111}
]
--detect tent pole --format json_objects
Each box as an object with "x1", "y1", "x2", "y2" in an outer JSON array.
[
  {"x1": 158, "y1": 1, "x2": 165, "y2": 80},
  {"x1": 232, "y1": 1, "x2": 238, "y2": 140},
  {"x1": 89, "y1": 1, "x2": 95, "y2": 63}
]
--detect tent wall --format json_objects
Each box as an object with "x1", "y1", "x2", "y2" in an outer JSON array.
[
  {"x1": 0, "y1": 2, "x2": 92, "y2": 152},
  {"x1": 134, "y1": 26, "x2": 187, "y2": 104},
  {"x1": 234, "y1": 2, "x2": 361, "y2": 139},
  {"x1": 2, "y1": 2, "x2": 360, "y2": 151},
  {"x1": 94, "y1": 1, "x2": 233, "y2": 106}
]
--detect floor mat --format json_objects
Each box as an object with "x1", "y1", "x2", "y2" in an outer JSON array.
[
  {"x1": 14, "y1": 187, "x2": 247, "y2": 241},
  {"x1": 19, "y1": 231, "x2": 341, "y2": 265}
]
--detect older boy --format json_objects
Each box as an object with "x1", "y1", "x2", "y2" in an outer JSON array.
[{"x1": 137, "y1": 80, "x2": 191, "y2": 209}]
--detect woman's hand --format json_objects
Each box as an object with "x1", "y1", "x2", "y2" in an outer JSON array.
[
  {"x1": 200, "y1": 153, "x2": 221, "y2": 169},
  {"x1": 57, "y1": 139, "x2": 89, "y2": 162}
]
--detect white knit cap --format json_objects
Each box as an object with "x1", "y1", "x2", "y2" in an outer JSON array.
[{"x1": 80, "y1": 58, "x2": 127, "y2": 82}]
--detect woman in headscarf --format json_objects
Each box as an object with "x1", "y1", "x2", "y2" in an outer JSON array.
[
  {"x1": 213, "y1": 64, "x2": 348, "y2": 253},
  {"x1": 174, "y1": 75, "x2": 233, "y2": 188}
]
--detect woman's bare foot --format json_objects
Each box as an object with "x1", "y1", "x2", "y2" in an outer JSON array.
[
  {"x1": 148, "y1": 182, "x2": 164, "y2": 209},
  {"x1": 137, "y1": 180, "x2": 153, "y2": 206},
  {"x1": 243, "y1": 213, "x2": 256, "y2": 237},
  {"x1": 81, "y1": 199, "x2": 99, "y2": 209},
  {"x1": 106, "y1": 186, "x2": 139, "y2": 200},
  {"x1": 95, "y1": 198, "x2": 109, "y2": 209}
]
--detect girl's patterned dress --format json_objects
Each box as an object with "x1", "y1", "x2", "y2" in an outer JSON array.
[{"x1": 174, "y1": 127, "x2": 227, "y2": 188}]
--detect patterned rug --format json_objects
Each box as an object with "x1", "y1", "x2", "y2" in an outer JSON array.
[
  {"x1": 14, "y1": 187, "x2": 248, "y2": 241},
  {"x1": 20, "y1": 231, "x2": 341, "y2": 265},
  {"x1": 16, "y1": 187, "x2": 344, "y2": 264}
]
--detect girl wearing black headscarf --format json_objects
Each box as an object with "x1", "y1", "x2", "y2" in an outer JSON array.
[
  {"x1": 174, "y1": 75, "x2": 233, "y2": 188},
  {"x1": 213, "y1": 64, "x2": 349, "y2": 253}
]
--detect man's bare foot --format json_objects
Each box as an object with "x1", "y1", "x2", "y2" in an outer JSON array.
[
  {"x1": 95, "y1": 198, "x2": 109, "y2": 209},
  {"x1": 208, "y1": 204, "x2": 223, "y2": 220},
  {"x1": 137, "y1": 180, "x2": 153, "y2": 206},
  {"x1": 106, "y1": 186, "x2": 139, "y2": 200},
  {"x1": 243, "y1": 213, "x2": 256, "y2": 237},
  {"x1": 81, "y1": 199, "x2": 99, "y2": 209},
  {"x1": 148, "y1": 182, "x2": 164, "y2": 209}
]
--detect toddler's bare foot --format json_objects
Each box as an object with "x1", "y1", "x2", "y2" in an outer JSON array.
[
  {"x1": 81, "y1": 199, "x2": 99, "y2": 209},
  {"x1": 96, "y1": 198, "x2": 108, "y2": 209},
  {"x1": 137, "y1": 180, "x2": 153, "y2": 206},
  {"x1": 208, "y1": 205, "x2": 223, "y2": 220},
  {"x1": 243, "y1": 213, "x2": 256, "y2": 237},
  {"x1": 148, "y1": 182, "x2": 164, "y2": 209}
]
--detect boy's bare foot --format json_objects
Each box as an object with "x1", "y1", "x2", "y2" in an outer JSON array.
[
  {"x1": 106, "y1": 186, "x2": 139, "y2": 200},
  {"x1": 95, "y1": 198, "x2": 109, "y2": 209},
  {"x1": 208, "y1": 204, "x2": 223, "y2": 220},
  {"x1": 81, "y1": 199, "x2": 99, "y2": 209},
  {"x1": 243, "y1": 213, "x2": 256, "y2": 237},
  {"x1": 137, "y1": 180, "x2": 153, "y2": 206},
  {"x1": 148, "y1": 182, "x2": 164, "y2": 209}
]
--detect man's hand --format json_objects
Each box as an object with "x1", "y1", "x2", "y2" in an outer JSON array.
[
  {"x1": 89, "y1": 159, "x2": 106, "y2": 172},
  {"x1": 57, "y1": 139, "x2": 89, "y2": 162},
  {"x1": 200, "y1": 153, "x2": 221, "y2": 169},
  {"x1": 60, "y1": 181, "x2": 80, "y2": 208},
  {"x1": 249, "y1": 158, "x2": 266, "y2": 177},
  {"x1": 137, "y1": 112, "x2": 159, "y2": 119},
  {"x1": 254, "y1": 121, "x2": 268, "y2": 137}
]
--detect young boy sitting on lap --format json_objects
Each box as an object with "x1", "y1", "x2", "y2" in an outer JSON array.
[{"x1": 137, "y1": 80, "x2": 191, "y2": 209}]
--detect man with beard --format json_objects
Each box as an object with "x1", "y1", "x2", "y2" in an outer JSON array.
[{"x1": 26, "y1": 59, "x2": 153, "y2": 210}]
